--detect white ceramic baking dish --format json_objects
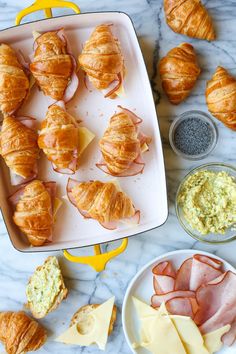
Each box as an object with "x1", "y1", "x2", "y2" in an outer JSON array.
[{"x1": 0, "y1": 11, "x2": 168, "y2": 254}]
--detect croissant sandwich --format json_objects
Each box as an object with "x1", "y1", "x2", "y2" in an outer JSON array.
[
  {"x1": 164, "y1": 0, "x2": 215, "y2": 41},
  {"x1": 9, "y1": 180, "x2": 57, "y2": 246},
  {"x1": 30, "y1": 29, "x2": 78, "y2": 101},
  {"x1": 206, "y1": 66, "x2": 236, "y2": 130},
  {"x1": 0, "y1": 44, "x2": 29, "y2": 116},
  {"x1": 79, "y1": 24, "x2": 125, "y2": 98},
  {"x1": 38, "y1": 101, "x2": 95, "y2": 174},
  {"x1": 0, "y1": 311, "x2": 47, "y2": 354},
  {"x1": 97, "y1": 106, "x2": 151, "y2": 176},
  {"x1": 0, "y1": 116, "x2": 40, "y2": 185},
  {"x1": 159, "y1": 43, "x2": 201, "y2": 105},
  {"x1": 67, "y1": 179, "x2": 140, "y2": 229}
]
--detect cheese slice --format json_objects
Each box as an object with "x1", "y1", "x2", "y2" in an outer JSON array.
[
  {"x1": 116, "y1": 84, "x2": 125, "y2": 98},
  {"x1": 56, "y1": 297, "x2": 115, "y2": 350},
  {"x1": 141, "y1": 143, "x2": 149, "y2": 153},
  {"x1": 32, "y1": 30, "x2": 41, "y2": 40},
  {"x1": 53, "y1": 198, "x2": 62, "y2": 219},
  {"x1": 203, "y1": 325, "x2": 231, "y2": 354},
  {"x1": 132, "y1": 296, "x2": 158, "y2": 318},
  {"x1": 77, "y1": 127, "x2": 95, "y2": 156}
]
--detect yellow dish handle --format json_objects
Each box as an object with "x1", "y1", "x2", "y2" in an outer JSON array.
[
  {"x1": 63, "y1": 239, "x2": 128, "y2": 272},
  {"x1": 15, "y1": 0, "x2": 80, "y2": 25}
]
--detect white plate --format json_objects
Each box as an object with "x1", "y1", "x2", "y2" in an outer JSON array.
[
  {"x1": 0, "y1": 12, "x2": 168, "y2": 252},
  {"x1": 122, "y1": 249, "x2": 236, "y2": 354}
]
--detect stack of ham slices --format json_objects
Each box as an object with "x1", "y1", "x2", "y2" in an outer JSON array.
[{"x1": 151, "y1": 254, "x2": 236, "y2": 346}]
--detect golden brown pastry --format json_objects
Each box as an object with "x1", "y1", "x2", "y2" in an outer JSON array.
[
  {"x1": 0, "y1": 44, "x2": 29, "y2": 116},
  {"x1": 97, "y1": 106, "x2": 151, "y2": 176},
  {"x1": 38, "y1": 103, "x2": 79, "y2": 173},
  {"x1": 206, "y1": 66, "x2": 236, "y2": 130},
  {"x1": 10, "y1": 180, "x2": 55, "y2": 246},
  {"x1": 0, "y1": 311, "x2": 47, "y2": 354},
  {"x1": 164, "y1": 0, "x2": 215, "y2": 41},
  {"x1": 159, "y1": 43, "x2": 201, "y2": 104},
  {"x1": 67, "y1": 179, "x2": 140, "y2": 229},
  {"x1": 0, "y1": 116, "x2": 39, "y2": 184},
  {"x1": 79, "y1": 24, "x2": 124, "y2": 98},
  {"x1": 30, "y1": 31, "x2": 75, "y2": 101}
]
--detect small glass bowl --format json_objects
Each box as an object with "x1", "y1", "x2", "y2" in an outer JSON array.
[
  {"x1": 169, "y1": 110, "x2": 218, "y2": 160},
  {"x1": 176, "y1": 163, "x2": 236, "y2": 244}
]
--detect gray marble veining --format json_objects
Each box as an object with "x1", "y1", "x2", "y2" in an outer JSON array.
[{"x1": 0, "y1": 1, "x2": 236, "y2": 353}]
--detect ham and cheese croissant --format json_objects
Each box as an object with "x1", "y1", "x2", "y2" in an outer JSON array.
[
  {"x1": 164, "y1": 0, "x2": 215, "y2": 41},
  {"x1": 0, "y1": 44, "x2": 29, "y2": 116},
  {"x1": 97, "y1": 106, "x2": 151, "y2": 176},
  {"x1": 0, "y1": 311, "x2": 47, "y2": 354},
  {"x1": 159, "y1": 43, "x2": 201, "y2": 105},
  {"x1": 0, "y1": 116, "x2": 39, "y2": 185},
  {"x1": 206, "y1": 66, "x2": 236, "y2": 130},
  {"x1": 9, "y1": 180, "x2": 56, "y2": 246},
  {"x1": 30, "y1": 30, "x2": 78, "y2": 101},
  {"x1": 67, "y1": 179, "x2": 140, "y2": 229},
  {"x1": 79, "y1": 24, "x2": 124, "y2": 98}
]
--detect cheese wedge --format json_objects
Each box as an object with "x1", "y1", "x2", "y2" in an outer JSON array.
[
  {"x1": 32, "y1": 31, "x2": 41, "y2": 40},
  {"x1": 56, "y1": 297, "x2": 115, "y2": 350},
  {"x1": 203, "y1": 325, "x2": 231, "y2": 354},
  {"x1": 116, "y1": 84, "x2": 125, "y2": 98},
  {"x1": 141, "y1": 143, "x2": 149, "y2": 153},
  {"x1": 53, "y1": 198, "x2": 62, "y2": 219},
  {"x1": 77, "y1": 127, "x2": 95, "y2": 157},
  {"x1": 132, "y1": 297, "x2": 158, "y2": 318}
]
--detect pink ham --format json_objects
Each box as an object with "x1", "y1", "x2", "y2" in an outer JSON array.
[
  {"x1": 96, "y1": 160, "x2": 145, "y2": 177},
  {"x1": 152, "y1": 261, "x2": 176, "y2": 278},
  {"x1": 117, "y1": 105, "x2": 143, "y2": 124},
  {"x1": 222, "y1": 320, "x2": 236, "y2": 346},
  {"x1": 190, "y1": 254, "x2": 223, "y2": 291},
  {"x1": 17, "y1": 50, "x2": 30, "y2": 70},
  {"x1": 153, "y1": 275, "x2": 175, "y2": 295},
  {"x1": 66, "y1": 178, "x2": 91, "y2": 219},
  {"x1": 99, "y1": 220, "x2": 118, "y2": 230},
  {"x1": 51, "y1": 100, "x2": 66, "y2": 110},
  {"x1": 166, "y1": 297, "x2": 194, "y2": 318},
  {"x1": 14, "y1": 116, "x2": 37, "y2": 130},
  {"x1": 194, "y1": 271, "x2": 236, "y2": 334},
  {"x1": 175, "y1": 258, "x2": 193, "y2": 290},
  {"x1": 151, "y1": 290, "x2": 195, "y2": 308},
  {"x1": 103, "y1": 73, "x2": 122, "y2": 98}
]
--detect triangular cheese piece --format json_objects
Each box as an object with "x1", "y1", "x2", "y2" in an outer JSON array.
[
  {"x1": 56, "y1": 297, "x2": 115, "y2": 350},
  {"x1": 32, "y1": 31, "x2": 41, "y2": 40},
  {"x1": 77, "y1": 127, "x2": 95, "y2": 157},
  {"x1": 53, "y1": 198, "x2": 62, "y2": 220},
  {"x1": 203, "y1": 325, "x2": 231, "y2": 354},
  {"x1": 132, "y1": 297, "x2": 158, "y2": 318}
]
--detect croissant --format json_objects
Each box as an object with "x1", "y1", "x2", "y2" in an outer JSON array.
[
  {"x1": 38, "y1": 103, "x2": 79, "y2": 173},
  {"x1": 164, "y1": 0, "x2": 215, "y2": 41},
  {"x1": 0, "y1": 116, "x2": 39, "y2": 183},
  {"x1": 206, "y1": 66, "x2": 236, "y2": 130},
  {"x1": 97, "y1": 106, "x2": 151, "y2": 176},
  {"x1": 0, "y1": 44, "x2": 29, "y2": 116},
  {"x1": 79, "y1": 24, "x2": 124, "y2": 98},
  {"x1": 159, "y1": 43, "x2": 201, "y2": 104},
  {"x1": 67, "y1": 179, "x2": 140, "y2": 229},
  {"x1": 10, "y1": 180, "x2": 55, "y2": 246},
  {"x1": 0, "y1": 311, "x2": 47, "y2": 354},
  {"x1": 30, "y1": 31, "x2": 74, "y2": 101}
]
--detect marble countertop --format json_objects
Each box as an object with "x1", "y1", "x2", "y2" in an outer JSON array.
[{"x1": 0, "y1": 1, "x2": 236, "y2": 353}]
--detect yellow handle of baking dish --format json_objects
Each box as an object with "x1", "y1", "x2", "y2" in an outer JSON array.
[{"x1": 15, "y1": 0, "x2": 80, "y2": 25}]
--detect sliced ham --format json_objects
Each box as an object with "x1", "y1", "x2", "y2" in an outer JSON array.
[
  {"x1": 63, "y1": 55, "x2": 79, "y2": 103},
  {"x1": 166, "y1": 297, "x2": 194, "y2": 318},
  {"x1": 222, "y1": 320, "x2": 236, "y2": 346},
  {"x1": 52, "y1": 100, "x2": 66, "y2": 110},
  {"x1": 151, "y1": 290, "x2": 195, "y2": 308},
  {"x1": 8, "y1": 186, "x2": 26, "y2": 206},
  {"x1": 17, "y1": 50, "x2": 30, "y2": 70},
  {"x1": 14, "y1": 116, "x2": 37, "y2": 130},
  {"x1": 66, "y1": 178, "x2": 80, "y2": 207},
  {"x1": 138, "y1": 131, "x2": 152, "y2": 146},
  {"x1": 120, "y1": 210, "x2": 140, "y2": 225},
  {"x1": 99, "y1": 220, "x2": 118, "y2": 230},
  {"x1": 96, "y1": 161, "x2": 145, "y2": 177},
  {"x1": 190, "y1": 254, "x2": 223, "y2": 291},
  {"x1": 117, "y1": 106, "x2": 142, "y2": 124},
  {"x1": 153, "y1": 275, "x2": 175, "y2": 295},
  {"x1": 175, "y1": 258, "x2": 193, "y2": 290},
  {"x1": 195, "y1": 271, "x2": 236, "y2": 334},
  {"x1": 152, "y1": 261, "x2": 176, "y2": 278},
  {"x1": 103, "y1": 73, "x2": 122, "y2": 98}
]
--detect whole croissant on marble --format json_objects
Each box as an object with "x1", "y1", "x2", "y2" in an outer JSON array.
[
  {"x1": 30, "y1": 31, "x2": 74, "y2": 101},
  {"x1": 10, "y1": 180, "x2": 55, "y2": 246},
  {"x1": 164, "y1": 0, "x2": 215, "y2": 41},
  {"x1": 0, "y1": 311, "x2": 47, "y2": 354},
  {"x1": 159, "y1": 43, "x2": 201, "y2": 104},
  {"x1": 0, "y1": 116, "x2": 39, "y2": 185},
  {"x1": 67, "y1": 179, "x2": 140, "y2": 229},
  {"x1": 206, "y1": 66, "x2": 236, "y2": 130},
  {"x1": 0, "y1": 44, "x2": 29, "y2": 116},
  {"x1": 79, "y1": 24, "x2": 124, "y2": 98},
  {"x1": 97, "y1": 106, "x2": 151, "y2": 176}
]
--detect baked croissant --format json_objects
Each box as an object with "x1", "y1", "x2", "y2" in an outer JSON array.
[
  {"x1": 10, "y1": 180, "x2": 55, "y2": 246},
  {"x1": 206, "y1": 66, "x2": 236, "y2": 130},
  {"x1": 159, "y1": 43, "x2": 201, "y2": 104},
  {"x1": 97, "y1": 106, "x2": 151, "y2": 176},
  {"x1": 30, "y1": 31, "x2": 74, "y2": 101},
  {"x1": 0, "y1": 116, "x2": 39, "y2": 184},
  {"x1": 0, "y1": 44, "x2": 29, "y2": 116},
  {"x1": 164, "y1": 0, "x2": 215, "y2": 41},
  {"x1": 67, "y1": 179, "x2": 140, "y2": 229},
  {"x1": 38, "y1": 103, "x2": 79, "y2": 173},
  {"x1": 79, "y1": 24, "x2": 124, "y2": 98},
  {"x1": 0, "y1": 311, "x2": 47, "y2": 354}
]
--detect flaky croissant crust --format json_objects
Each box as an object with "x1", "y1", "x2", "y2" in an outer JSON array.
[
  {"x1": 0, "y1": 44, "x2": 29, "y2": 116},
  {"x1": 0, "y1": 311, "x2": 47, "y2": 354},
  {"x1": 71, "y1": 181, "x2": 135, "y2": 223}
]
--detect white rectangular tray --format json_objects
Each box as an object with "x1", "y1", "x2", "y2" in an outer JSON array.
[{"x1": 0, "y1": 12, "x2": 168, "y2": 252}]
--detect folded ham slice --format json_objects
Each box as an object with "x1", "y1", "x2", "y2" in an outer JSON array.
[
  {"x1": 151, "y1": 290, "x2": 195, "y2": 308},
  {"x1": 152, "y1": 261, "x2": 176, "y2": 278},
  {"x1": 153, "y1": 275, "x2": 175, "y2": 295},
  {"x1": 175, "y1": 258, "x2": 192, "y2": 290},
  {"x1": 166, "y1": 297, "x2": 194, "y2": 318},
  {"x1": 222, "y1": 320, "x2": 236, "y2": 346}
]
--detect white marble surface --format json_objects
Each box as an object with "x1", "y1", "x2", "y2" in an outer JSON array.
[{"x1": 0, "y1": 1, "x2": 236, "y2": 353}]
